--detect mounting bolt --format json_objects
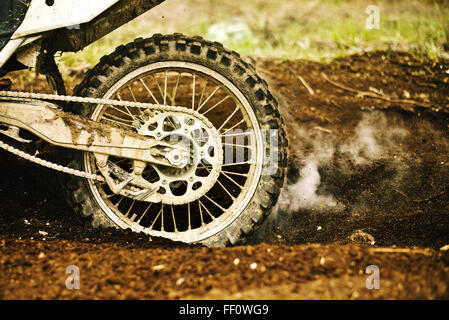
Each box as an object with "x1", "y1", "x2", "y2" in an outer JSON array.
[
  {"x1": 162, "y1": 180, "x2": 167, "y2": 185},
  {"x1": 97, "y1": 160, "x2": 106, "y2": 168}
]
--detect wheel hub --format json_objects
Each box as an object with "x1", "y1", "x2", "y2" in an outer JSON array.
[{"x1": 138, "y1": 110, "x2": 223, "y2": 205}]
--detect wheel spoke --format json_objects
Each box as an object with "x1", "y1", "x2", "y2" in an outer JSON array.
[
  {"x1": 112, "y1": 158, "x2": 129, "y2": 165},
  {"x1": 139, "y1": 78, "x2": 160, "y2": 104},
  {"x1": 103, "y1": 112, "x2": 134, "y2": 124},
  {"x1": 116, "y1": 92, "x2": 140, "y2": 124},
  {"x1": 192, "y1": 73, "x2": 196, "y2": 109},
  {"x1": 127, "y1": 85, "x2": 138, "y2": 102},
  {"x1": 170, "y1": 205, "x2": 178, "y2": 232},
  {"x1": 202, "y1": 95, "x2": 230, "y2": 115},
  {"x1": 137, "y1": 203, "x2": 152, "y2": 223},
  {"x1": 197, "y1": 79, "x2": 208, "y2": 110},
  {"x1": 220, "y1": 170, "x2": 248, "y2": 177},
  {"x1": 170, "y1": 72, "x2": 181, "y2": 105},
  {"x1": 150, "y1": 204, "x2": 164, "y2": 231},
  {"x1": 114, "y1": 195, "x2": 125, "y2": 208},
  {"x1": 187, "y1": 202, "x2": 191, "y2": 230},
  {"x1": 221, "y1": 119, "x2": 246, "y2": 136},
  {"x1": 105, "y1": 104, "x2": 136, "y2": 120},
  {"x1": 223, "y1": 142, "x2": 252, "y2": 149},
  {"x1": 102, "y1": 115, "x2": 136, "y2": 129},
  {"x1": 221, "y1": 171, "x2": 244, "y2": 189},
  {"x1": 218, "y1": 106, "x2": 240, "y2": 131},
  {"x1": 127, "y1": 85, "x2": 146, "y2": 120},
  {"x1": 222, "y1": 161, "x2": 252, "y2": 167},
  {"x1": 161, "y1": 204, "x2": 165, "y2": 231},
  {"x1": 151, "y1": 74, "x2": 165, "y2": 104},
  {"x1": 125, "y1": 200, "x2": 136, "y2": 218},
  {"x1": 105, "y1": 192, "x2": 118, "y2": 199},
  {"x1": 204, "y1": 194, "x2": 226, "y2": 212},
  {"x1": 198, "y1": 200, "x2": 205, "y2": 226},
  {"x1": 199, "y1": 199, "x2": 216, "y2": 221},
  {"x1": 220, "y1": 131, "x2": 251, "y2": 138},
  {"x1": 197, "y1": 86, "x2": 219, "y2": 113},
  {"x1": 215, "y1": 177, "x2": 236, "y2": 200},
  {"x1": 163, "y1": 71, "x2": 168, "y2": 106}
]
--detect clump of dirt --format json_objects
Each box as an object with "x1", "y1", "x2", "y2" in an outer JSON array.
[{"x1": 1, "y1": 50, "x2": 449, "y2": 299}]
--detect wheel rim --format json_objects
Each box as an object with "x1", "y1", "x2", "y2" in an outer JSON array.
[{"x1": 84, "y1": 61, "x2": 264, "y2": 243}]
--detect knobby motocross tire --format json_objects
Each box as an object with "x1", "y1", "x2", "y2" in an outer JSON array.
[{"x1": 60, "y1": 34, "x2": 288, "y2": 246}]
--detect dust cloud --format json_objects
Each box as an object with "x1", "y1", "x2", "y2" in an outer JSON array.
[{"x1": 275, "y1": 111, "x2": 409, "y2": 215}]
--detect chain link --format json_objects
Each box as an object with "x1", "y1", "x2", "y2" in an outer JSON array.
[
  {"x1": 0, "y1": 90, "x2": 213, "y2": 180},
  {"x1": 0, "y1": 139, "x2": 105, "y2": 181},
  {"x1": 0, "y1": 90, "x2": 207, "y2": 118}
]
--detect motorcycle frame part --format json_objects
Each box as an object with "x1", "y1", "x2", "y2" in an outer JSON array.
[
  {"x1": 94, "y1": 156, "x2": 158, "y2": 201},
  {"x1": 0, "y1": 36, "x2": 38, "y2": 76},
  {"x1": 35, "y1": 40, "x2": 66, "y2": 96},
  {"x1": 11, "y1": 0, "x2": 120, "y2": 39},
  {"x1": 47, "y1": 0, "x2": 167, "y2": 52},
  {"x1": 0, "y1": 98, "x2": 188, "y2": 168},
  {"x1": 0, "y1": 38, "x2": 66, "y2": 99},
  {"x1": 0, "y1": 124, "x2": 31, "y2": 143},
  {"x1": 0, "y1": 0, "x2": 166, "y2": 72},
  {"x1": 0, "y1": 38, "x2": 25, "y2": 70}
]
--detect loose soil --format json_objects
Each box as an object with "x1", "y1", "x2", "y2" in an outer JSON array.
[{"x1": 1, "y1": 50, "x2": 448, "y2": 299}]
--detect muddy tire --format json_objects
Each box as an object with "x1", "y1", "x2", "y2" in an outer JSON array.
[{"x1": 60, "y1": 33, "x2": 288, "y2": 246}]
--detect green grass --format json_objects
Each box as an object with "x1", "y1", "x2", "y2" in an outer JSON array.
[{"x1": 59, "y1": 0, "x2": 449, "y2": 73}]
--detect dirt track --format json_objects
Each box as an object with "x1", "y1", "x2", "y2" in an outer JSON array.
[{"x1": 1, "y1": 51, "x2": 449, "y2": 299}]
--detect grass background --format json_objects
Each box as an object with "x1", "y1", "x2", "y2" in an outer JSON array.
[{"x1": 56, "y1": 0, "x2": 449, "y2": 71}]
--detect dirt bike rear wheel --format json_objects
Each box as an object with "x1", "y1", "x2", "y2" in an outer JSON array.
[{"x1": 61, "y1": 34, "x2": 287, "y2": 246}]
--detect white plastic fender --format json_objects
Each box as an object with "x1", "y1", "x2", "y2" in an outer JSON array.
[{"x1": 12, "y1": 0, "x2": 120, "y2": 39}]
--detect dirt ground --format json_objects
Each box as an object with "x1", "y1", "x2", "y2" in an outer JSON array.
[{"x1": 1, "y1": 50, "x2": 449, "y2": 299}]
